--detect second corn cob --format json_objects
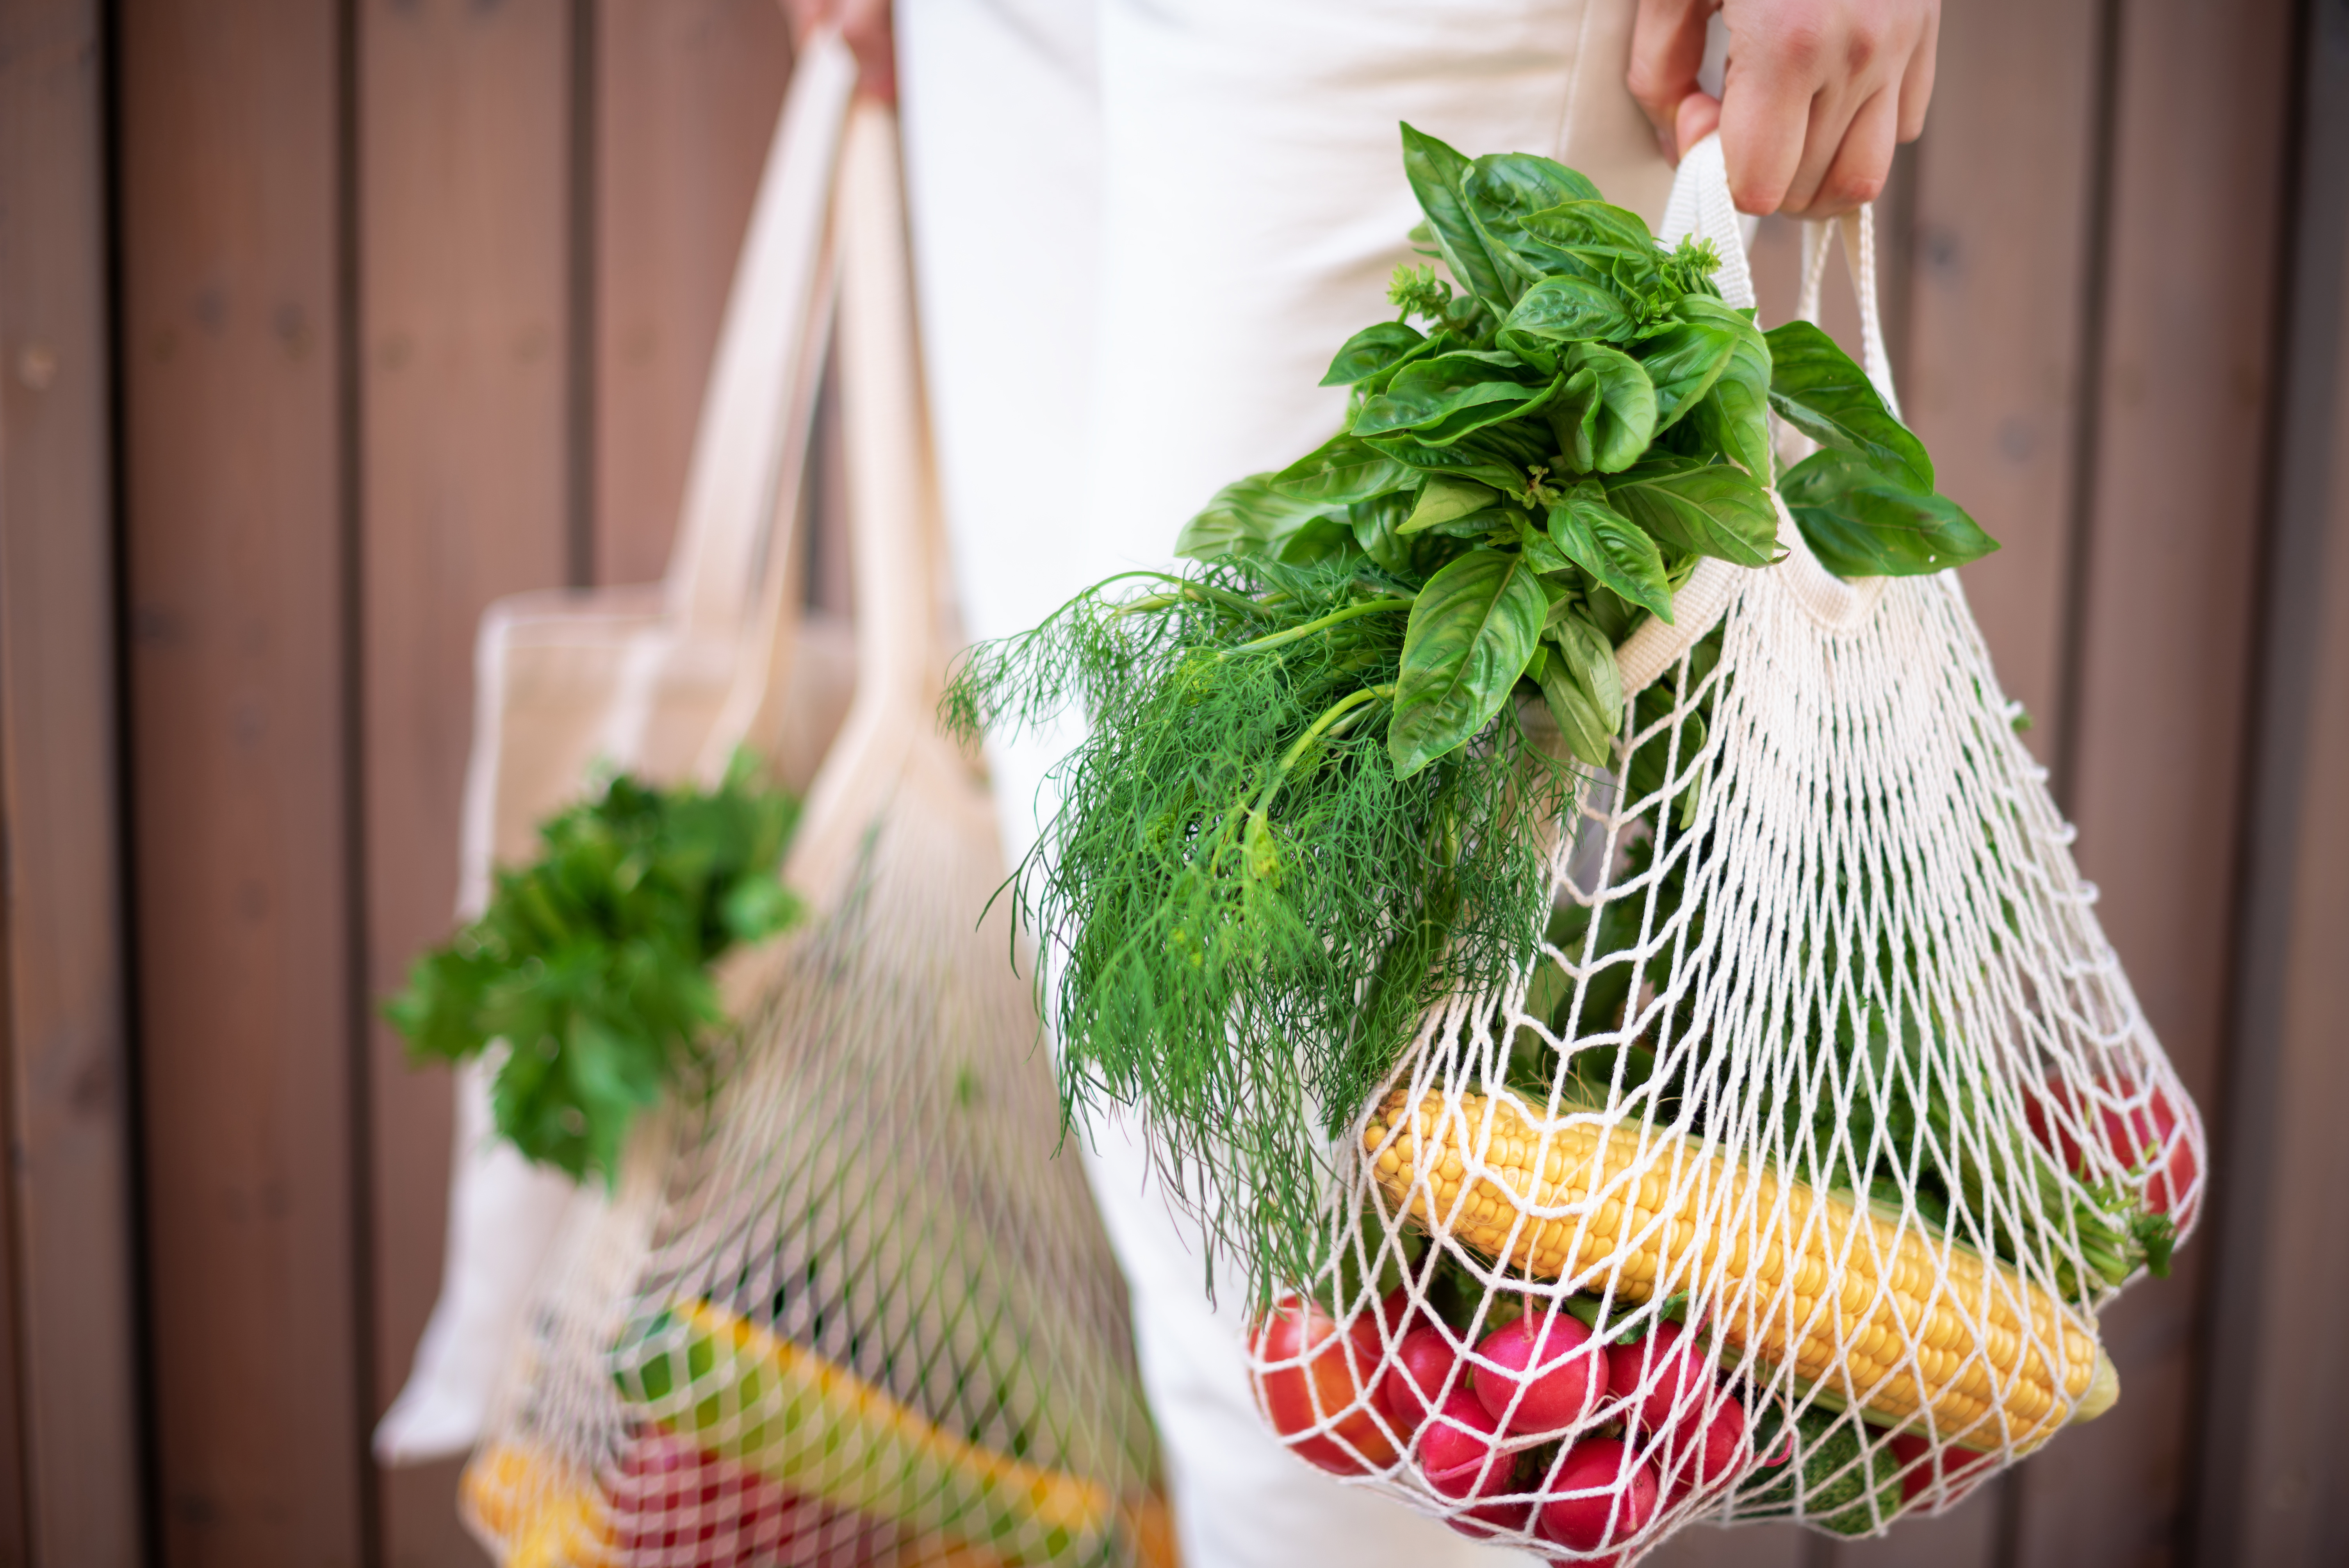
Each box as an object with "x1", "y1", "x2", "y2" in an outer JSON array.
[{"x1": 1363, "y1": 1087, "x2": 2118, "y2": 1448}]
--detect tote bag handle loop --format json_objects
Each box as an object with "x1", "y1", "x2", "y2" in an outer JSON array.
[{"x1": 661, "y1": 32, "x2": 856, "y2": 647}]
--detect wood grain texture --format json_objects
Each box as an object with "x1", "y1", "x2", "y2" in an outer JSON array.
[
  {"x1": 2204, "y1": 272, "x2": 2349, "y2": 1567},
  {"x1": 2009, "y1": 0, "x2": 2297, "y2": 1563},
  {"x1": 595, "y1": 0, "x2": 793, "y2": 586},
  {"x1": 357, "y1": 1, "x2": 575, "y2": 1563},
  {"x1": 0, "y1": 3, "x2": 143, "y2": 1562},
  {"x1": 1901, "y1": 0, "x2": 2105, "y2": 771},
  {"x1": 117, "y1": 2, "x2": 366, "y2": 1563},
  {"x1": 2190, "y1": 8, "x2": 2349, "y2": 1563}
]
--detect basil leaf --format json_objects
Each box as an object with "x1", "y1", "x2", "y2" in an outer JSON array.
[
  {"x1": 1537, "y1": 612, "x2": 1624, "y2": 768},
  {"x1": 1321, "y1": 321, "x2": 1427, "y2": 387},
  {"x1": 1352, "y1": 352, "x2": 1546, "y2": 442},
  {"x1": 1271, "y1": 431, "x2": 1416, "y2": 504},
  {"x1": 1176, "y1": 473, "x2": 1349, "y2": 563},
  {"x1": 1389, "y1": 548, "x2": 1548, "y2": 776},
  {"x1": 1780, "y1": 450, "x2": 1999, "y2": 577},
  {"x1": 1500, "y1": 276, "x2": 1640, "y2": 365},
  {"x1": 1547, "y1": 342, "x2": 1658, "y2": 474},
  {"x1": 1681, "y1": 299, "x2": 1773, "y2": 481},
  {"x1": 1604, "y1": 456, "x2": 1778, "y2": 568},
  {"x1": 1636, "y1": 301, "x2": 1738, "y2": 433},
  {"x1": 1764, "y1": 320, "x2": 1933, "y2": 491},
  {"x1": 1463, "y1": 153, "x2": 1604, "y2": 289},
  {"x1": 1547, "y1": 480, "x2": 1674, "y2": 620},
  {"x1": 1517, "y1": 199, "x2": 1658, "y2": 260},
  {"x1": 1400, "y1": 123, "x2": 1511, "y2": 309},
  {"x1": 1401, "y1": 475, "x2": 1499, "y2": 535},
  {"x1": 1365, "y1": 432, "x2": 1527, "y2": 497},
  {"x1": 1514, "y1": 510, "x2": 1573, "y2": 574},
  {"x1": 1348, "y1": 489, "x2": 1418, "y2": 573}
]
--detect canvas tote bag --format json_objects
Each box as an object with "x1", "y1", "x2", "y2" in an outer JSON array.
[
  {"x1": 377, "y1": 35, "x2": 861, "y2": 1465},
  {"x1": 456, "y1": 96, "x2": 1170, "y2": 1568}
]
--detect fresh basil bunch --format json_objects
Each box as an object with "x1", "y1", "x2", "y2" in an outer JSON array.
[{"x1": 1176, "y1": 124, "x2": 1993, "y2": 776}]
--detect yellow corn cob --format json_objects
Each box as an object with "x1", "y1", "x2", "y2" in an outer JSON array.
[
  {"x1": 1363, "y1": 1087, "x2": 2119, "y2": 1447},
  {"x1": 458, "y1": 1442, "x2": 619, "y2": 1568},
  {"x1": 622, "y1": 1299, "x2": 1117, "y2": 1565}
]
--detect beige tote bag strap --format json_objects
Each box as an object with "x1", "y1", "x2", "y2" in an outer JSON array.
[
  {"x1": 717, "y1": 101, "x2": 941, "y2": 915},
  {"x1": 659, "y1": 32, "x2": 856, "y2": 644}
]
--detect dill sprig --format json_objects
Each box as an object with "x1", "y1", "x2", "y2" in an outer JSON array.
[{"x1": 947, "y1": 561, "x2": 1574, "y2": 1302}]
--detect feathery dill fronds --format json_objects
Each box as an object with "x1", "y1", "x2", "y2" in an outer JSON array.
[{"x1": 945, "y1": 560, "x2": 1574, "y2": 1303}]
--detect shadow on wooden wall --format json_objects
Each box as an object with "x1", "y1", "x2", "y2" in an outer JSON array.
[{"x1": 0, "y1": 1, "x2": 2343, "y2": 1565}]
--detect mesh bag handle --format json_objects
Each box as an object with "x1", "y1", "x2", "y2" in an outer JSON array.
[{"x1": 1619, "y1": 134, "x2": 1890, "y2": 696}]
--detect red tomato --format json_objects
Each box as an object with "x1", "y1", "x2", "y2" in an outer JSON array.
[
  {"x1": 1252, "y1": 1296, "x2": 1400, "y2": 1474},
  {"x1": 2025, "y1": 1073, "x2": 2200, "y2": 1227},
  {"x1": 606, "y1": 1427, "x2": 894, "y2": 1566},
  {"x1": 1886, "y1": 1432, "x2": 1994, "y2": 1505}
]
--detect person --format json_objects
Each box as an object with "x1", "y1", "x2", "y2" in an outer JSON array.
[{"x1": 780, "y1": 2, "x2": 1941, "y2": 1563}]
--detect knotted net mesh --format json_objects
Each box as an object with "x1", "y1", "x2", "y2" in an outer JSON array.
[
  {"x1": 1253, "y1": 531, "x2": 2203, "y2": 1559},
  {"x1": 459, "y1": 736, "x2": 1169, "y2": 1568},
  {"x1": 1242, "y1": 151, "x2": 2206, "y2": 1563}
]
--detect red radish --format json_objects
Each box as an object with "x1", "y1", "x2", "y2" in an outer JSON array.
[
  {"x1": 1537, "y1": 1438, "x2": 1660, "y2": 1553},
  {"x1": 1887, "y1": 1432, "x2": 1994, "y2": 1504},
  {"x1": 1419, "y1": 1391, "x2": 1515, "y2": 1503},
  {"x1": 1376, "y1": 1285, "x2": 1428, "y2": 1338},
  {"x1": 1654, "y1": 1396, "x2": 1752, "y2": 1501},
  {"x1": 1379, "y1": 1324, "x2": 1463, "y2": 1434},
  {"x1": 1251, "y1": 1296, "x2": 1399, "y2": 1474},
  {"x1": 1472, "y1": 1310, "x2": 1607, "y2": 1435},
  {"x1": 2024, "y1": 1073, "x2": 2200, "y2": 1226},
  {"x1": 1605, "y1": 1318, "x2": 1711, "y2": 1432}
]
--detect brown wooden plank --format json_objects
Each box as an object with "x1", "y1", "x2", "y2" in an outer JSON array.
[
  {"x1": 1900, "y1": 0, "x2": 2105, "y2": 771},
  {"x1": 594, "y1": 0, "x2": 793, "y2": 586},
  {"x1": 117, "y1": 2, "x2": 367, "y2": 1563},
  {"x1": 2189, "y1": 12, "x2": 2349, "y2": 1563},
  {"x1": 2007, "y1": 0, "x2": 2298, "y2": 1563},
  {"x1": 357, "y1": 2, "x2": 577, "y2": 1563},
  {"x1": 2191, "y1": 237, "x2": 2349, "y2": 1568},
  {"x1": 0, "y1": 4, "x2": 143, "y2": 1562}
]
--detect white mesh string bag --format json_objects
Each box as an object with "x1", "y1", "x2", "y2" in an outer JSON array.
[
  {"x1": 458, "y1": 95, "x2": 1169, "y2": 1568},
  {"x1": 1246, "y1": 135, "x2": 2207, "y2": 1563}
]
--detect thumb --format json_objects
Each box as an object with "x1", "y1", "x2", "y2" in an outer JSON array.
[
  {"x1": 1674, "y1": 91, "x2": 1723, "y2": 159},
  {"x1": 1628, "y1": 0, "x2": 1719, "y2": 157}
]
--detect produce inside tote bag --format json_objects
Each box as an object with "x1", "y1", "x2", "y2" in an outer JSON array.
[
  {"x1": 374, "y1": 39, "x2": 859, "y2": 1465},
  {"x1": 944, "y1": 129, "x2": 2203, "y2": 1562},
  {"x1": 457, "y1": 95, "x2": 1170, "y2": 1568}
]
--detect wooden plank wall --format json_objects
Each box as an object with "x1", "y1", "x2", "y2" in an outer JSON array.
[
  {"x1": 0, "y1": 0, "x2": 2325, "y2": 1564},
  {"x1": 0, "y1": 2, "x2": 145, "y2": 1564}
]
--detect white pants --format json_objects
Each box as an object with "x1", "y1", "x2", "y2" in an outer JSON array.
[{"x1": 897, "y1": 6, "x2": 1669, "y2": 1563}]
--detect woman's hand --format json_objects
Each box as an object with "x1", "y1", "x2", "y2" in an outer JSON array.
[
  {"x1": 1629, "y1": 0, "x2": 1939, "y2": 217},
  {"x1": 779, "y1": 0, "x2": 896, "y2": 102}
]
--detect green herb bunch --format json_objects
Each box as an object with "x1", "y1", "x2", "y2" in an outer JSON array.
[
  {"x1": 388, "y1": 754, "x2": 803, "y2": 1183},
  {"x1": 945, "y1": 125, "x2": 1992, "y2": 1303}
]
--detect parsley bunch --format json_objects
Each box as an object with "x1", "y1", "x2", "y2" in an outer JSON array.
[{"x1": 389, "y1": 755, "x2": 802, "y2": 1182}]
